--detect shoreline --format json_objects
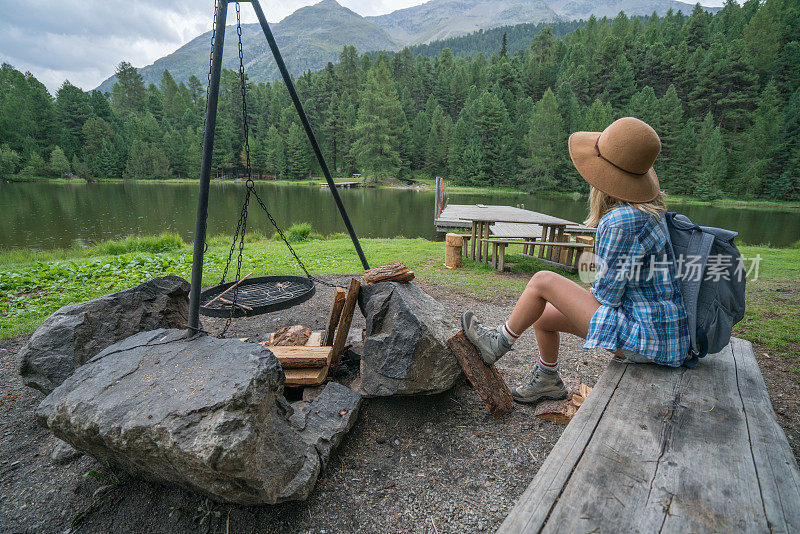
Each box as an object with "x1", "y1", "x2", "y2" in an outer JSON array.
[{"x1": 4, "y1": 175, "x2": 799, "y2": 212}]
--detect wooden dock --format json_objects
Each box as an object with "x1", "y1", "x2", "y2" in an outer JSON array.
[{"x1": 320, "y1": 181, "x2": 361, "y2": 188}]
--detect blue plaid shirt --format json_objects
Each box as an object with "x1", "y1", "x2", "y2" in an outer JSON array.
[{"x1": 583, "y1": 204, "x2": 690, "y2": 367}]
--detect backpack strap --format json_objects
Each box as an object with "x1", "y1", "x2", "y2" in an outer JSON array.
[{"x1": 662, "y1": 213, "x2": 714, "y2": 368}]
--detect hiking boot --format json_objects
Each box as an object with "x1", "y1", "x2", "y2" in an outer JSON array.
[
  {"x1": 512, "y1": 368, "x2": 568, "y2": 404},
  {"x1": 460, "y1": 311, "x2": 512, "y2": 365}
]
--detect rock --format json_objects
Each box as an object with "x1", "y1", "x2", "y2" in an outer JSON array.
[
  {"x1": 51, "y1": 439, "x2": 83, "y2": 465},
  {"x1": 18, "y1": 275, "x2": 192, "y2": 394},
  {"x1": 357, "y1": 282, "x2": 461, "y2": 396},
  {"x1": 290, "y1": 382, "x2": 362, "y2": 468},
  {"x1": 302, "y1": 385, "x2": 326, "y2": 403},
  {"x1": 36, "y1": 329, "x2": 354, "y2": 505}
]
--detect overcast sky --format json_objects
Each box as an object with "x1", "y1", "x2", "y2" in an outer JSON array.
[{"x1": 0, "y1": 0, "x2": 727, "y2": 93}]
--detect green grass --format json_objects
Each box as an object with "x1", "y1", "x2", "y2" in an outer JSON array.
[{"x1": 1, "y1": 234, "x2": 798, "y2": 372}]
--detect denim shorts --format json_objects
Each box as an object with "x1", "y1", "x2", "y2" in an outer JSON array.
[{"x1": 614, "y1": 349, "x2": 652, "y2": 364}]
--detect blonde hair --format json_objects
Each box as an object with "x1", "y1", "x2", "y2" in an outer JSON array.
[{"x1": 584, "y1": 187, "x2": 666, "y2": 227}]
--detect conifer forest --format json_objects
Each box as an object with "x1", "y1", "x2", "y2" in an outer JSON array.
[{"x1": 1, "y1": 0, "x2": 798, "y2": 200}]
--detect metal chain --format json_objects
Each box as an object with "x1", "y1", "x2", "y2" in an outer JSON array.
[
  {"x1": 217, "y1": 1, "x2": 335, "y2": 336},
  {"x1": 220, "y1": 2, "x2": 252, "y2": 337},
  {"x1": 248, "y1": 186, "x2": 337, "y2": 288},
  {"x1": 235, "y1": 1, "x2": 253, "y2": 185}
]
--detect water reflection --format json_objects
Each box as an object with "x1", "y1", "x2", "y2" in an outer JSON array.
[{"x1": 0, "y1": 181, "x2": 798, "y2": 249}]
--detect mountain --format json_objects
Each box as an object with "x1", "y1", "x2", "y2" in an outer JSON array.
[
  {"x1": 547, "y1": 0, "x2": 720, "y2": 20},
  {"x1": 96, "y1": 0, "x2": 397, "y2": 92},
  {"x1": 367, "y1": 0, "x2": 560, "y2": 45},
  {"x1": 96, "y1": 0, "x2": 719, "y2": 92}
]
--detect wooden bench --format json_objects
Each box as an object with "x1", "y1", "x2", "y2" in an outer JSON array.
[
  {"x1": 480, "y1": 238, "x2": 593, "y2": 273},
  {"x1": 499, "y1": 338, "x2": 800, "y2": 533}
]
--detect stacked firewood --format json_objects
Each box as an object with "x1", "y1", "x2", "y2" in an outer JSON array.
[{"x1": 362, "y1": 262, "x2": 415, "y2": 284}]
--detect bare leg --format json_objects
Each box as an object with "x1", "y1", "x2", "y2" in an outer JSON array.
[{"x1": 506, "y1": 271, "x2": 600, "y2": 364}]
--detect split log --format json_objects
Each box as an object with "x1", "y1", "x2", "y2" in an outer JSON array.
[
  {"x1": 534, "y1": 383, "x2": 592, "y2": 425},
  {"x1": 270, "y1": 325, "x2": 312, "y2": 347},
  {"x1": 323, "y1": 287, "x2": 347, "y2": 345},
  {"x1": 362, "y1": 262, "x2": 415, "y2": 284},
  {"x1": 329, "y1": 278, "x2": 360, "y2": 374},
  {"x1": 447, "y1": 330, "x2": 513, "y2": 418}
]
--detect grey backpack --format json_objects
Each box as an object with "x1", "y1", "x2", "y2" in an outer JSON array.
[{"x1": 663, "y1": 212, "x2": 746, "y2": 367}]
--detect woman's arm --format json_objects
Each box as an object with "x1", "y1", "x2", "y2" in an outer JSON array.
[{"x1": 591, "y1": 224, "x2": 638, "y2": 307}]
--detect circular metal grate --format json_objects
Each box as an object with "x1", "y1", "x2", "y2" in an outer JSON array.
[{"x1": 199, "y1": 275, "x2": 315, "y2": 318}]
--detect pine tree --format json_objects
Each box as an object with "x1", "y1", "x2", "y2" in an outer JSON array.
[
  {"x1": 556, "y1": 81, "x2": 582, "y2": 135},
  {"x1": 520, "y1": 89, "x2": 568, "y2": 191},
  {"x1": 605, "y1": 56, "x2": 636, "y2": 110},
  {"x1": 627, "y1": 86, "x2": 661, "y2": 131},
  {"x1": 265, "y1": 125, "x2": 286, "y2": 178},
  {"x1": 741, "y1": 80, "x2": 782, "y2": 197},
  {"x1": 583, "y1": 99, "x2": 613, "y2": 131},
  {"x1": 111, "y1": 62, "x2": 146, "y2": 115},
  {"x1": 285, "y1": 122, "x2": 311, "y2": 179},
  {"x1": 54, "y1": 82, "x2": 91, "y2": 160},
  {"x1": 658, "y1": 85, "x2": 685, "y2": 190},
  {"x1": 695, "y1": 112, "x2": 726, "y2": 200},
  {"x1": 425, "y1": 104, "x2": 451, "y2": 177},
  {"x1": 350, "y1": 63, "x2": 407, "y2": 180}
]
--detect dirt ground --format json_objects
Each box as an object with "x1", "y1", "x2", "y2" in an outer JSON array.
[{"x1": 1, "y1": 275, "x2": 798, "y2": 533}]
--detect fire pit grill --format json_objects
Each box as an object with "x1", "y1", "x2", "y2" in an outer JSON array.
[{"x1": 199, "y1": 275, "x2": 315, "y2": 318}]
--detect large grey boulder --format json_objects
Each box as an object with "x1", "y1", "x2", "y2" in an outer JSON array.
[
  {"x1": 358, "y1": 282, "x2": 461, "y2": 396},
  {"x1": 19, "y1": 275, "x2": 191, "y2": 394},
  {"x1": 290, "y1": 382, "x2": 362, "y2": 469},
  {"x1": 36, "y1": 329, "x2": 360, "y2": 505}
]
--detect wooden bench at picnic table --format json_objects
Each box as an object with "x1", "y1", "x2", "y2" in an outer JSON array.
[
  {"x1": 498, "y1": 338, "x2": 800, "y2": 533},
  {"x1": 480, "y1": 238, "x2": 594, "y2": 273}
]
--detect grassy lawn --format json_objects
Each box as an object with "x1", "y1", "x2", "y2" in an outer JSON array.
[{"x1": 1, "y1": 235, "x2": 798, "y2": 374}]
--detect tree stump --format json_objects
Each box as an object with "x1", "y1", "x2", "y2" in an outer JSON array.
[
  {"x1": 447, "y1": 330, "x2": 513, "y2": 418},
  {"x1": 445, "y1": 233, "x2": 463, "y2": 268}
]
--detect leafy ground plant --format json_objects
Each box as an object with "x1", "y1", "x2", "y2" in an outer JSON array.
[{"x1": 70, "y1": 467, "x2": 123, "y2": 529}]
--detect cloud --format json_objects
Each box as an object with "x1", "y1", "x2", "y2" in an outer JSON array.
[{"x1": 0, "y1": 0, "x2": 726, "y2": 93}]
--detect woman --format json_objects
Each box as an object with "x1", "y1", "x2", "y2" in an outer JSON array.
[{"x1": 461, "y1": 117, "x2": 690, "y2": 404}]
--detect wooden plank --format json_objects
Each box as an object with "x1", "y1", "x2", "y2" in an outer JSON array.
[
  {"x1": 482, "y1": 239, "x2": 591, "y2": 248},
  {"x1": 270, "y1": 346, "x2": 333, "y2": 368},
  {"x1": 501, "y1": 339, "x2": 800, "y2": 533},
  {"x1": 447, "y1": 330, "x2": 513, "y2": 418},
  {"x1": 483, "y1": 220, "x2": 491, "y2": 264},
  {"x1": 542, "y1": 345, "x2": 764, "y2": 533},
  {"x1": 284, "y1": 365, "x2": 328, "y2": 386},
  {"x1": 731, "y1": 338, "x2": 800, "y2": 532},
  {"x1": 437, "y1": 204, "x2": 574, "y2": 225},
  {"x1": 323, "y1": 288, "x2": 346, "y2": 345},
  {"x1": 498, "y1": 362, "x2": 628, "y2": 533},
  {"x1": 329, "y1": 278, "x2": 360, "y2": 376},
  {"x1": 515, "y1": 253, "x2": 578, "y2": 273},
  {"x1": 538, "y1": 225, "x2": 549, "y2": 259},
  {"x1": 490, "y1": 222, "x2": 543, "y2": 239},
  {"x1": 470, "y1": 221, "x2": 477, "y2": 260},
  {"x1": 498, "y1": 243, "x2": 506, "y2": 272}
]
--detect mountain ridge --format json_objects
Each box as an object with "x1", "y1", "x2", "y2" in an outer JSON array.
[{"x1": 96, "y1": 0, "x2": 716, "y2": 93}]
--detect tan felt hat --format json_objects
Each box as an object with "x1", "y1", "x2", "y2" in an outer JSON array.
[{"x1": 568, "y1": 116, "x2": 661, "y2": 203}]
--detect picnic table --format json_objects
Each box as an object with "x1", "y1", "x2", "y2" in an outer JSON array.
[{"x1": 441, "y1": 204, "x2": 589, "y2": 272}]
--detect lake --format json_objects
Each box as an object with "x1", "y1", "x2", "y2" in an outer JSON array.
[{"x1": 1, "y1": 181, "x2": 799, "y2": 250}]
